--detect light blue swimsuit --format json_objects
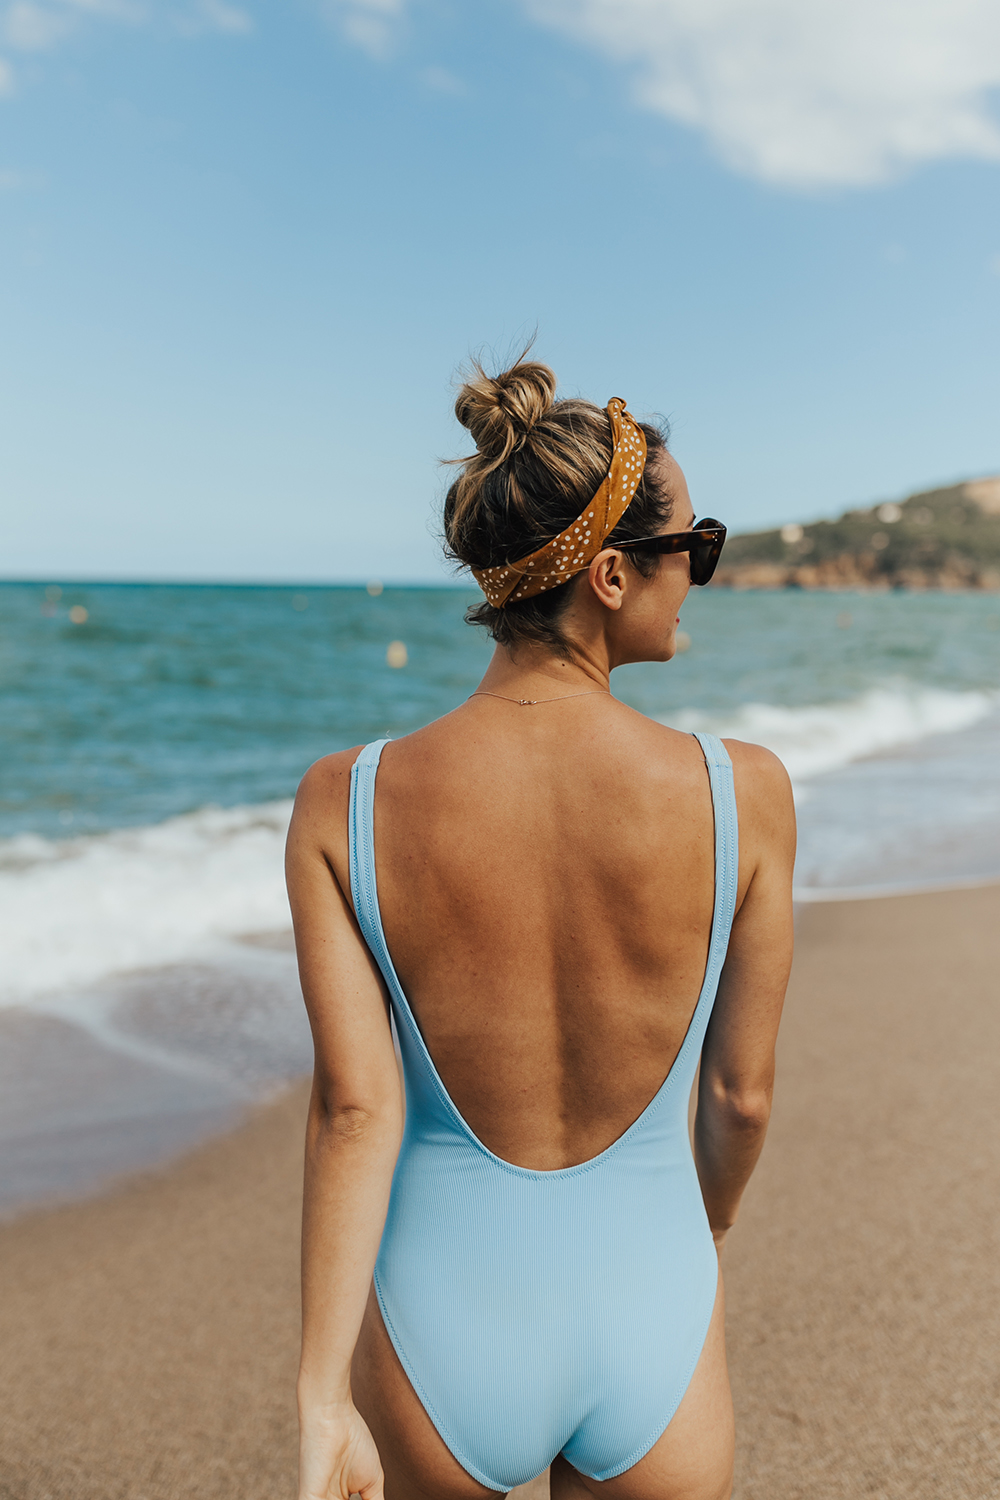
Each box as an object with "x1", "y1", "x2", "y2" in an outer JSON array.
[{"x1": 349, "y1": 733, "x2": 738, "y2": 1492}]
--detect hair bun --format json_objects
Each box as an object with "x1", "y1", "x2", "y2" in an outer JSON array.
[{"x1": 455, "y1": 358, "x2": 557, "y2": 464}]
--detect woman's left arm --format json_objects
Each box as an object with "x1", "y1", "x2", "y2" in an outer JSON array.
[{"x1": 286, "y1": 755, "x2": 404, "y2": 1500}]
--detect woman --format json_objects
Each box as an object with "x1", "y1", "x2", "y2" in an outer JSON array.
[{"x1": 287, "y1": 358, "x2": 795, "y2": 1500}]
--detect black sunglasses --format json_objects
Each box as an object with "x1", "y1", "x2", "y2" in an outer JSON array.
[{"x1": 615, "y1": 518, "x2": 727, "y2": 586}]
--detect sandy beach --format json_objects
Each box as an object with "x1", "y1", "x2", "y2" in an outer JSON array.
[{"x1": 1, "y1": 883, "x2": 998, "y2": 1500}]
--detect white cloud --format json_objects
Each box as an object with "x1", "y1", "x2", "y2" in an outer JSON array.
[
  {"x1": 419, "y1": 63, "x2": 466, "y2": 96},
  {"x1": 191, "y1": 0, "x2": 251, "y2": 32},
  {"x1": 175, "y1": 0, "x2": 253, "y2": 35},
  {"x1": 6, "y1": 0, "x2": 999, "y2": 193},
  {"x1": 60, "y1": 0, "x2": 141, "y2": 15},
  {"x1": 321, "y1": 0, "x2": 405, "y2": 59},
  {"x1": 521, "y1": 0, "x2": 1000, "y2": 187},
  {"x1": 0, "y1": 0, "x2": 250, "y2": 70},
  {"x1": 4, "y1": 2, "x2": 73, "y2": 49}
]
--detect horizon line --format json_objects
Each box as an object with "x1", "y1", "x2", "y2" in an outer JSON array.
[{"x1": 0, "y1": 575, "x2": 474, "y2": 590}]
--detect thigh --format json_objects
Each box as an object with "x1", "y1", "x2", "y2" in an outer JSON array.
[
  {"x1": 351, "y1": 1284, "x2": 504, "y2": 1500},
  {"x1": 550, "y1": 1271, "x2": 734, "y2": 1500}
]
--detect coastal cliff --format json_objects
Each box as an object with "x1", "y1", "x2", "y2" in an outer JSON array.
[{"x1": 713, "y1": 476, "x2": 1000, "y2": 590}]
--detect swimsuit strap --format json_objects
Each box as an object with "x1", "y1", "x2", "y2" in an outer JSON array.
[
  {"x1": 691, "y1": 732, "x2": 739, "y2": 997},
  {"x1": 349, "y1": 738, "x2": 391, "y2": 955}
]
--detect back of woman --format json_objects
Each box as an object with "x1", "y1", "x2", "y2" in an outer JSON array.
[
  {"x1": 288, "y1": 355, "x2": 795, "y2": 1500},
  {"x1": 372, "y1": 708, "x2": 719, "y2": 1171}
]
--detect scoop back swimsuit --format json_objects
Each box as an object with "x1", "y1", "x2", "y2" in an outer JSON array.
[{"x1": 349, "y1": 732, "x2": 738, "y2": 1492}]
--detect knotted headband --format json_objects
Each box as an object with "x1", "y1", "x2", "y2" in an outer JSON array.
[{"x1": 471, "y1": 397, "x2": 647, "y2": 609}]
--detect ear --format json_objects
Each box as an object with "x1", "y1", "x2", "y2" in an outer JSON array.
[{"x1": 587, "y1": 548, "x2": 629, "y2": 611}]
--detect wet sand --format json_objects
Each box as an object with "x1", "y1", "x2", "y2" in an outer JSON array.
[
  {"x1": 0, "y1": 931, "x2": 310, "y2": 1218},
  {"x1": 1, "y1": 884, "x2": 998, "y2": 1499}
]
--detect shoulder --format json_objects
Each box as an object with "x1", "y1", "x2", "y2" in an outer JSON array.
[
  {"x1": 286, "y1": 746, "x2": 370, "y2": 894},
  {"x1": 289, "y1": 746, "x2": 367, "y2": 844},
  {"x1": 723, "y1": 738, "x2": 796, "y2": 850},
  {"x1": 723, "y1": 737, "x2": 790, "y2": 789},
  {"x1": 296, "y1": 746, "x2": 366, "y2": 803}
]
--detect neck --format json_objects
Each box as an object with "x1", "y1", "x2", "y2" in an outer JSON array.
[{"x1": 475, "y1": 641, "x2": 611, "y2": 701}]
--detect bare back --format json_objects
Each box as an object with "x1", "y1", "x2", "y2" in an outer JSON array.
[{"x1": 323, "y1": 696, "x2": 751, "y2": 1172}]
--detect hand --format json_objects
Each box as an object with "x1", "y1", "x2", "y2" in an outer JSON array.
[{"x1": 299, "y1": 1402, "x2": 384, "y2": 1500}]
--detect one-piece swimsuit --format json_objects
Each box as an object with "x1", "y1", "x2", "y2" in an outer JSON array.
[{"x1": 349, "y1": 732, "x2": 738, "y2": 1491}]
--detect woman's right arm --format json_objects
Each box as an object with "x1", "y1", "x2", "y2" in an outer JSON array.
[{"x1": 694, "y1": 742, "x2": 796, "y2": 1250}]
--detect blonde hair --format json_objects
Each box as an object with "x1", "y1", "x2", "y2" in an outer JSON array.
[{"x1": 443, "y1": 353, "x2": 673, "y2": 652}]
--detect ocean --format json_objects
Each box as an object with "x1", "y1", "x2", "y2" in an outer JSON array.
[{"x1": 2, "y1": 579, "x2": 999, "y2": 1212}]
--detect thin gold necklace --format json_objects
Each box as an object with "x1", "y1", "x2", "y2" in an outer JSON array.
[{"x1": 469, "y1": 689, "x2": 611, "y2": 707}]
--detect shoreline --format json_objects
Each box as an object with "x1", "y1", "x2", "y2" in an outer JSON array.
[
  {"x1": 0, "y1": 935, "x2": 309, "y2": 1221},
  {"x1": 1, "y1": 882, "x2": 999, "y2": 1498},
  {"x1": 793, "y1": 870, "x2": 1000, "y2": 902}
]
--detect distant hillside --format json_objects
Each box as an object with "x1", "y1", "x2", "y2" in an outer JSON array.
[{"x1": 713, "y1": 477, "x2": 1000, "y2": 591}]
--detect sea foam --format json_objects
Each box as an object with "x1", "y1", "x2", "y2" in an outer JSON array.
[
  {"x1": 666, "y1": 682, "x2": 994, "y2": 783},
  {"x1": 0, "y1": 801, "x2": 292, "y2": 1007}
]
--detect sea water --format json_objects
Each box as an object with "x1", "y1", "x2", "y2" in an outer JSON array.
[{"x1": 2, "y1": 581, "x2": 999, "y2": 1210}]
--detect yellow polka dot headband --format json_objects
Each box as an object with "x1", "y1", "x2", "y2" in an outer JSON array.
[{"x1": 471, "y1": 398, "x2": 647, "y2": 609}]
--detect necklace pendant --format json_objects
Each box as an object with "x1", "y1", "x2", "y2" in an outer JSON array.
[{"x1": 520, "y1": 699, "x2": 537, "y2": 706}]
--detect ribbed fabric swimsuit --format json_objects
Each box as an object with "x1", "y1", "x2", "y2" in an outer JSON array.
[{"x1": 349, "y1": 732, "x2": 738, "y2": 1492}]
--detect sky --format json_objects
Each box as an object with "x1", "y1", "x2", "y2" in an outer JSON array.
[{"x1": 1, "y1": 0, "x2": 999, "y2": 583}]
